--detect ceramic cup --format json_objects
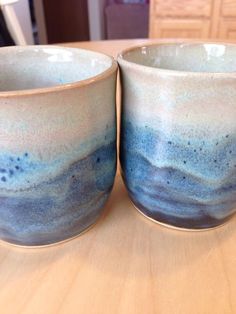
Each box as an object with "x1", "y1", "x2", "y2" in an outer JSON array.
[
  {"x1": 118, "y1": 42, "x2": 236, "y2": 230},
  {"x1": 0, "y1": 45, "x2": 117, "y2": 246}
]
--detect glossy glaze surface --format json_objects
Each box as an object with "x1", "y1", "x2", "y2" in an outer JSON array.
[
  {"x1": 118, "y1": 42, "x2": 236, "y2": 229},
  {"x1": 0, "y1": 46, "x2": 113, "y2": 92},
  {"x1": 0, "y1": 46, "x2": 117, "y2": 245}
]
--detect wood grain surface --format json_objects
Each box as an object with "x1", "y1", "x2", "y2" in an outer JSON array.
[{"x1": 0, "y1": 39, "x2": 235, "y2": 314}]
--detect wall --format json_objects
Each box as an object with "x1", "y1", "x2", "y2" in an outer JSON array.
[
  {"x1": 87, "y1": 0, "x2": 106, "y2": 40},
  {"x1": 34, "y1": 0, "x2": 47, "y2": 44}
]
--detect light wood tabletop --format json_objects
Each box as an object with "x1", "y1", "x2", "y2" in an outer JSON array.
[{"x1": 0, "y1": 39, "x2": 236, "y2": 314}]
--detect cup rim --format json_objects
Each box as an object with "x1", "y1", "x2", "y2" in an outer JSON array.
[
  {"x1": 117, "y1": 40, "x2": 236, "y2": 78},
  {"x1": 0, "y1": 45, "x2": 117, "y2": 98}
]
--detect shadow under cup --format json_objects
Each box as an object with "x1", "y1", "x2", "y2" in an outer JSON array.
[
  {"x1": 118, "y1": 42, "x2": 236, "y2": 230},
  {"x1": 0, "y1": 46, "x2": 117, "y2": 246}
]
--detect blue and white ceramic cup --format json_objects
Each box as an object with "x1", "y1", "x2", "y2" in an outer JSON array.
[
  {"x1": 118, "y1": 42, "x2": 236, "y2": 230},
  {"x1": 0, "y1": 46, "x2": 117, "y2": 246}
]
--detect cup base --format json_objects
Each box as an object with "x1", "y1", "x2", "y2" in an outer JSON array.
[
  {"x1": 131, "y1": 201, "x2": 232, "y2": 232},
  {"x1": 0, "y1": 211, "x2": 104, "y2": 249}
]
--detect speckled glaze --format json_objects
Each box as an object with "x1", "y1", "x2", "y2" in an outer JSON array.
[
  {"x1": 0, "y1": 45, "x2": 117, "y2": 246},
  {"x1": 118, "y1": 42, "x2": 236, "y2": 230}
]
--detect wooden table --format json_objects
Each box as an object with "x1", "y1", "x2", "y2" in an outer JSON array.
[{"x1": 0, "y1": 40, "x2": 235, "y2": 314}]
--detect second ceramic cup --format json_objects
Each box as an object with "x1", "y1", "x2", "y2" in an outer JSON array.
[{"x1": 118, "y1": 42, "x2": 236, "y2": 230}]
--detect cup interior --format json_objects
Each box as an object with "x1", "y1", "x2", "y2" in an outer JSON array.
[
  {"x1": 121, "y1": 43, "x2": 236, "y2": 73},
  {"x1": 0, "y1": 46, "x2": 113, "y2": 92}
]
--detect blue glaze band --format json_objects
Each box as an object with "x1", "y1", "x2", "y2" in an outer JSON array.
[
  {"x1": 120, "y1": 120, "x2": 236, "y2": 229},
  {"x1": 0, "y1": 141, "x2": 116, "y2": 245}
]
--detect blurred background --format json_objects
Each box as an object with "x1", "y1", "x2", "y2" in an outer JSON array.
[{"x1": 0, "y1": 0, "x2": 235, "y2": 46}]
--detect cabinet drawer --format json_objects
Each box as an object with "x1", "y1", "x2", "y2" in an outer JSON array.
[
  {"x1": 222, "y1": 0, "x2": 236, "y2": 17},
  {"x1": 218, "y1": 19, "x2": 236, "y2": 39},
  {"x1": 153, "y1": 0, "x2": 212, "y2": 18},
  {"x1": 150, "y1": 19, "x2": 211, "y2": 38}
]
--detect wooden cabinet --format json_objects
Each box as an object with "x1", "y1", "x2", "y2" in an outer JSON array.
[
  {"x1": 149, "y1": 0, "x2": 236, "y2": 40},
  {"x1": 218, "y1": 20, "x2": 236, "y2": 38},
  {"x1": 152, "y1": 0, "x2": 212, "y2": 18},
  {"x1": 222, "y1": 0, "x2": 236, "y2": 17},
  {"x1": 152, "y1": 19, "x2": 211, "y2": 38}
]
